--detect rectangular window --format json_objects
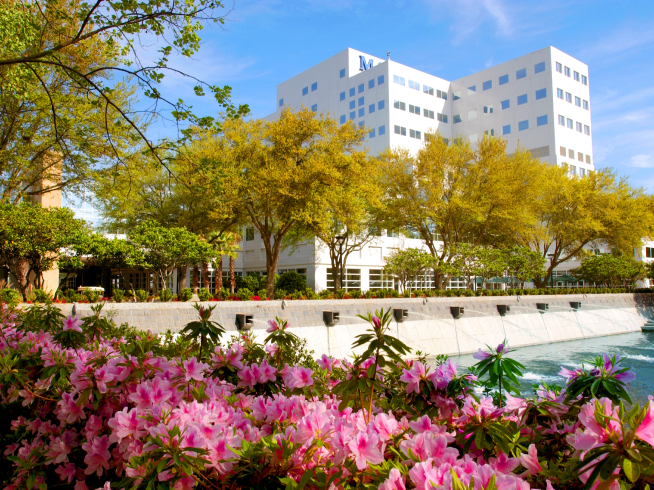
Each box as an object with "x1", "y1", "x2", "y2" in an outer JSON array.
[
  {"x1": 566, "y1": 92, "x2": 572, "y2": 103},
  {"x1": 437, "y1": 89, "x2": 447, "y2": 100},
  {"x1": 564, "y1": 66, "x2": 571, "y2": 77},
  {"x1": 340, "y1": 69, "x2": 345, "y2": 78},
  {"x1": 556, "y1": 62, "x2": 562, "y2": 73},
  {"x1": 557, "y1": 88, "x2": 564, "y2": 99},
  {"x1": 394, "y1": 125, "x2": 406, "y2": 136},
  {"x1": 358, "y1": 108, "x2": 364, "y2": 117},
  {"x1": 311, "y1": 104, "x2": 317, "y2": 112},
  {"x1": 648, "y1": 248, "x2": 653, "y2": 259},
  {"x1": 468, "y1": 109, "x2": 477, "y2": 119},
  {"x1": 409, "y1": 80, "x2": 420, "y2": 90},
  {"x1": 339, "y1": 115, "x2": 345, "y2": 124},
  {"x1": 536, "y1": 88, "x2": 547, "y2": 100},
  {"x1": 369, "y1": 128, "x2": 375, "y2": 138},
  {"x1": 378, "y1": 100, "x2": 385, "y2": 110},
  {"x1": 350, "y1": 111, "x2": 355, "y2": 120},
  {"x1": 437, "y1": 113, "x2": 448, "y2": 123},
  {"x1": 369, "y1": 269, "x2": 394, "y2": 290},
  {"x1": 583, "y1": 100, "x2": 589, "y2": 110},
  {"x1": 499, "y1": 74, "x2": 509, "y2": 85},
  {"x1": 350, "y1": 100, "x2": 355, "y2": 109},
  {"x1": 501, "y1": 99, "x2": 510, "y2": 110},
  {"x1": 483, "y1": 105, "x2": 494, "y2": 113},
  {"x1": 518, "y1": 94, "x2": 528, "y2": 105},
  {"x1": 393, "y1": 100, "x2": 406, "y2": 111},
  {"x1": 584, "y1": 125, "x2": 590, "y2": 135},
  {"x1": 368, "y1": 79, "x2": 375, "y2": 89},
  {"x1": 358, "y1": 83, "x2": 364, "y2": 93},
  {"x1": 567, "y1": 118, "x2": 573, "y2": 129},
  {"x1": 576, "y1": 121, "x2": 582, "y2": 132},
  {"x1": 453, "y1": 114, "x2": 462, "y2": 124},
  {"x1": 311, "y1": 82, "x2": 317, "y2": 91},
  {"x1": 574, "y1": 71, "x2": 580, "y2": 82},
  {"x1": 358, "y1": 121, "x2": 364, "y2": 128},
  {"x1": 349, "y1": 87, "x2": 355, "y2": 97},
  {"x1": 468, "y1": 85, "x2": 477, "y2": 94},
  {"x1": 393, "y1": 75, "x2": 405, "y2": 86},
  {"x1": 569, "y1": 149, "x2": 574, "y2": 159},
  {"x1": 535, "y1": 62, "x2": 546, "y2": 73},
  {"x1": 358, "y1": 96, "x2": 364, "y2": 106},
  {"x1": 537, "y1": 115, "x2": 548, "y2": 126},
  {"x1": 580, "y1": 168, "x2": 586, "y2": 177},
  {"x1": 483, "y1": 80, "x2": 492, "y2": 90},
  {"x1": 516, "y1": 68, "x2": 527, "y2": 79},
  {"x1": 423, "y1": 108, "x2": 434, "y2": 119},
  {"x1": 578, "y1": 152, "x2": 584, "y2": 162},
  {"x1": 279, "y1": 98, "x2": 284, "y2": 107},
  {"x1": 560, "y1": 146, "x2": 566, "y2": 156},
  {"x1": 570, "y1": 165, "x2": 576, "y2": 175},
  {"x1": 424, "y1": 85, "x2": 434, "y2": 95},
  {"x1": 502, "y1": 124, "x2": 511, "y2": 135},
  {"x1": 302, "y1": 86, "x2": 308, "y2": 96},
  {"x1": 409, "y1": 104, "x2": 420, "y2": 115},
  {"x1": 558, "y1": 115, "x2": 565, "y2": 126},
  {"x1": 409, "y1": 129, "x2": 421, "y2": 139},
  {"x1": 581, "y1": 75, "x2": 587, "y2": 85},
  {"x1": 485, "y1": 129, "x2": 495, "y2": 136},
  {"x1": 369, "y1": 103, "x2": 375, "y2": 114},
  {"x1": 379, "y1": 125, "x2": 386, "y2": 135},
  {"x1": 586, "y1": 155, "x2": 591, "y2": 164},
  {"x1": 327, "y1": 268, "x2": 361, "y2": 291},
  {"x1": 340, "y1": 92, "x2": 345, "y2": 101},
  {"x1": 453, "y1": 91, "x2": 461, "y2": 100},
  {"x1": 378, "y1": 75, "x2": 385, "y2": 85},
  {"x1": 245, "y1": 227, "x2": 255, "y2": 241},
  {"x1": 519, "y1": 120, "x2": 529, "y2": 131},
  {"x1": 575, "y1": 96, "x2": 581, "y2": 107}
]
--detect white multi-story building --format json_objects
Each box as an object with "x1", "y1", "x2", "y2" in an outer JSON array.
[{"x1": 232, "y1": 46, "x2": 597, "y2": 292}]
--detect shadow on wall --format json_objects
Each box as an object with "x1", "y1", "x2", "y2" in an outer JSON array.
[{"x1": 634, "y1": 293, "x2": 654, "y2": 320}]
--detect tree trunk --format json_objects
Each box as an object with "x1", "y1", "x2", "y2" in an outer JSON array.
[
  {"x1": 266, "y1": 255, "x2": 279, "y2": 300},
  {"x1": 215, "y1": 257, "x2": 223, "y2": 294},
  {"x1": 329, "y1": 245, "x2": 342, "y2": 292},
  {"x1": 229, "y1": 257, "x2": 236, "y2": 295},
  {"x1": 192, "y1": 265, "x2": 199, "y2": 293},
  {"x1": 178, "y1": 265, "x2": 187, "y2": 291},
  {"x1": 201, "y1": 261, "x2": 209, "y2": 290}
]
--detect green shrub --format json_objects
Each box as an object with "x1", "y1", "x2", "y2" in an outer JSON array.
[
  {"x1": 64, "y1": 288, "x2": 83, "y2": 302},
  {"x1": 335, "y1": 288, "x2": 347, "y2": 299},
  {"x1": 113, "y1": 289, "x2": 126, "y2": 302},
  {"x1": 84, "y1": 290, "x2": 101, "y2": 303},
  {"x1": 197, "y1": 288, "x2": 212, "y2": 301},
  {"x1": 274, "y1": 289, "x2": 288, "y2": 300},
  {"x1": 289, "y1": 291, "x2": 304, "y2": 300},
  {"x1": 178, "y1": 288, "x2": 193, "y2": 302},
  {"x1": 215, "y1": 288, "x2": 230, "y2": 300},
  {"x1": 277, "y1": 271, "x2": 307, "y2": 294},
  {"x1": 134, "y1": 289, "x2": 149, "y2": 302},
  {"x1": 159, "y1": 289, "x2": 174, "y2": 302},
  {"x1": 33, "y1": 288, "x2": 52, "y2": 303},
  {"x1": 241, "y1": 274, "x2": 263, "y2": 292},
  {"x1": 0, "y1": 288, "x2": 21, "y2": 306},
  {"x1": 303, "y1": 288, "x2": 319, "y2": 300},
  {"x1": 236, "y1": 288, "x2": 253, "y2": 301},
  {"x1": 257, "y1": 289, "x2": 267, "y2": 300}
]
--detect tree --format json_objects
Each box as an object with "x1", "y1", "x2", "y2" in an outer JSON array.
[
  {"x1": 570, "y1": 254, "x2": 645, "y2": 288},
  {"x1": 377, "y1": 135, "x2": 540, "y2": 289},
  {"x1": 383, "y1": 248, "x2": 435, "y2": 293},
  {"x1": 502, "y1": 246, "x2": 546, "y2": 289},
  {"x1": 0, "y1": 0, "x2": 248, "y2": 176},
  {"x1": 207, "y1": 231, "x2": 241, "y2": 294},
  {"x1": 522, "y1": 166, "x2": 653, "y2": 288},
  {"x1": 0, "y1": 203, "x2": 88, "y2": 299},
  {"x1": 192, "y1": 108, "x2": 367, "y2": 299},
  {"x1": 128, "y1": 220, "x2": 211, "y2": 292}
]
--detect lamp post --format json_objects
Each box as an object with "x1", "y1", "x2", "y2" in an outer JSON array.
[{"x1": 335, "y1": 235, "x2": 347, "y2": 291}]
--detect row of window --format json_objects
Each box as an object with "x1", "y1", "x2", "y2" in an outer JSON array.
[
  {"x1": 393, "y1": 100, "x2": 448, "y2": 122},
  {"x1": 393, "y1": 75, "x2": 448, "y2": 100},
  {"x1": 568, "y1": 165, "x2": 588, "y2": 177},
  {"x1": 496, "y1": 115, "x2": 549, "y2": 135},
  {"x1": 556, "y1": 89, "x2": 589, "y2": 109},
  {"x1": 453, "y1": 62, "x2": 547, "y2": 100},
  {"x1": 556, "y1": 62, "x2": 588, "y2": 85},
  {"x1": 301, "y1": 82, "x2": 318, "y2": 96},
  {"x1": 560, "y1": 146, "x2": 592, "y2": 165},
  {"x1": 645, "y1": 247, "x2": 654, "y2": 258},
  {"x1": 394, "y1": 125, "x2": 423, "y2": 140},
  {"x1": 557, "y1": 115, "x2": 591, "y2": 135},
  {"x1": 338, "y1": 75, "x2": 386, "y2": 101},
  {"x1": 339, "y1": 100, "x2": 386, "y2": 123}
]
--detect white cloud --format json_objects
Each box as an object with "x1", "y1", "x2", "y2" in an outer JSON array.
[
  {"x1": 578, "y1": 23, "x2": 654, "y2": 61},
  {"x1": 629, "y1": 154, "x2": 654, "y2": 169}
]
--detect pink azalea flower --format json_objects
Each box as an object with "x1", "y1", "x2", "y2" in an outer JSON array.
[
  {"x1": 55, "y1": 463, "x2": 77, "y2": 482},
  {"x1": 373, "y1": 413, "x2": 399, "y2": 441},
  {"x1": 379, "y1": 468, "x2": 406, "y2": 490},
  {"x1": 57, "y1": 393, "x2": 86, "y2": 424},
  {"x1": 400, "y1": 362, "x2": 426, "y2": 394},
  {"x1": 266, "y1": 320, "x2": 279, "y2": 332},
  {"x1": 558, "y1": 366, "x2": 583, "y2": 383},
  {"x1": 519, "y1": 444, "x2": 542, "y2": 475},
  {"x1": 283, "y1": 366, "x2": 314, "y2": 389},
  {"x1": 348, "y1": 430, "x2": 384, "y2": 470},
  {"x1": 237, "y1": 365, "x2": 258, "y2": 389},
  {"x1": 635, "y1": 397, "x2": 654, "y2": 447},
  {"x1": 63, "y1": 315, "x2": 84, "y2": 332},
  {"x1": 489, "y1": 451, "x2": 520, "y2": 473},
  {"x1": 372, "y1": 316, "x2": 382, "y2": 329},
  {"x1": 473, "y1": 348, "x2": 492, "y2": 360},
  {"x1": 182, "y1": 358, "x2": 209, "y2": 382},
  {"x1": 409, "y1": 459, "x2": 440, "y2": 490},
  {"x1": 93, "y1": 366, "x2": 114, "y2": 394},
  {"x1": 82, "y1": 435, "x2": 111, "y2": 476},
  {"x1": 317, "y1": 354, "x2": 336, "y2": 372},
  {"x1": 257, "y1": 359, "x2": 277, "y2": 384}
]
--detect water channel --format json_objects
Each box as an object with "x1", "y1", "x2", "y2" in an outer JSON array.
[{"x1": 440, "y1": 331, "x2": 654, "y2": 404}]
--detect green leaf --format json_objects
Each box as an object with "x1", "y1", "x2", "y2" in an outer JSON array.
[{"x1": 623, "y1": 458, "x2": 640, "y2": 482}]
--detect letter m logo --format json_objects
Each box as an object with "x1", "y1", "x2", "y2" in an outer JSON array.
[{"x1": 359, "y1": 56, "x2": 374, "y2": 71}]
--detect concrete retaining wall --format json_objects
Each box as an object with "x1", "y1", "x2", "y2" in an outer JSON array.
[{"x1": 59, "y1": 293, "x2": 654, "y2": 359}]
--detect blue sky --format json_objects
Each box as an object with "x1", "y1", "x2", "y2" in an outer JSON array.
[{"x1": 147, "y1": 0, "x2": 654, "y2": 191}]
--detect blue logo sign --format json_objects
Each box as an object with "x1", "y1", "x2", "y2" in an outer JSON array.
[{"x1": 359, "y1": 56, "x2": 374, "y2": 71}]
